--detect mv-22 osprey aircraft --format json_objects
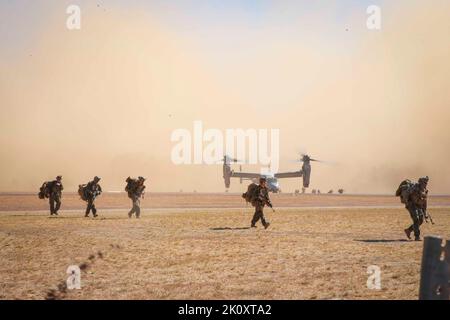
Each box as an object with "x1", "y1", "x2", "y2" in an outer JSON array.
[{"x1": 221, "y1": 154, "x2": 322, "y2": 193}]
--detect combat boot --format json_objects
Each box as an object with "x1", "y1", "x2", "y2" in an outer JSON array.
[
  {"x1": 415, "y1": 237, "x2": 422, "y2": 241},
  {"x1": 404, "y1": 228, "x2": 412, "y2": 240},
  {"x1": 264, "y1": 222, "x2": 270, "y2": 230}
]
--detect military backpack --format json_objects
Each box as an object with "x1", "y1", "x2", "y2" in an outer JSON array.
[
  {"x1": 38, "y1": 181, "x2": 51, "y2": 199},
  {"x1": 242, "y1": 183, "x2": 259, "y2": 207},
  {"x1": 396, "y1": 179, "x2": 414, "y2": 204},
  {"x1": 125, "y1": 177, "x2": 136, "y2": 193},
  {"x1": 78, "y1": 184, "x2": 88, "y2": 201}
]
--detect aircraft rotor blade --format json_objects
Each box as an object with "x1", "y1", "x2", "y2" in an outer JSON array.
[{"x1": 215, "y1": 155, "x2": 242, "y2": 164}]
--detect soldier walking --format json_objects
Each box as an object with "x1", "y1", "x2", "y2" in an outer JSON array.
[
  {"x1": 49, "y1": 175, "x2": 63, "y2": 216},
  {"x1": 251, "y1": 177, "x2": 273, "y2": 229},
  {"x1": 84, "y1": 176, "x2": 102, "y2": 218},
  {"x1": 126, "y1": 176, "x2": 146, "y2": 218},
  {"x1": 404, "y1": 176, "x2": 429, "y2": 241}
]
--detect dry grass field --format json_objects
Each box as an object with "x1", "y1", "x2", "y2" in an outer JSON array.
[
  {"x1": 2, "y1": 192, "x2": 450, "y2": 211},
  {"x1": 0, "y1": 194, "x2": 449, "y2": 300}
]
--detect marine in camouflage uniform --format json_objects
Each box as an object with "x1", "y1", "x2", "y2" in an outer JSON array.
[
  {"x1": 128, "y1": 176, "x2": 146, "y2": 219},
  {"x1": 404, "y1": 176, "x2": 429, "y2": 241},
  {"x1": 49, "y1": 175, "x2": 63, "y2": 216},
  {"x1": 84, "y1": 176, "x2": 102, "y2": 218},
  {"x1": 251, "y1": 177, "x2": 273, "y2": 229}
]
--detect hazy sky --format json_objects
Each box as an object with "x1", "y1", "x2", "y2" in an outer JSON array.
[{"x1": 1, "y1": 0, "x2": 449, "y2": 194}]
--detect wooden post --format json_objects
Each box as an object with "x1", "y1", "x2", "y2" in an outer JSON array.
[
  {"x1": 419, "y1": 236, "x2": 450, "y2": 300},
  {"x1": 442, "y1": 240, "x2": 450, "y2": 299}
]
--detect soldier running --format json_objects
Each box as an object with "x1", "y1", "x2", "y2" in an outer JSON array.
[
  {"x1": 126, "y1": 176, "x2": 146, "y2": 219},
  {"x1": 404, "y1": 176, "x2": 429, "y2": 241},
  {"x1": 251, "y1": 177, "x2": 273, "y2": 229},
  {"x1": 84, "y1": 176, "x2": 102, "y2": 218}
]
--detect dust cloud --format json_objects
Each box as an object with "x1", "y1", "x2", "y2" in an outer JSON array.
[{"x1": 0, "y1": 1, "x2": 449, "y2": 194}]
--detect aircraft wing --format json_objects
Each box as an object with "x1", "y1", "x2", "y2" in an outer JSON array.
[
  {"x1": 274, "y1": 171, "x2": 303, "y2": 179},
  {"x1": 231, "y1": 171, "x2": 262, "y2": 179}
]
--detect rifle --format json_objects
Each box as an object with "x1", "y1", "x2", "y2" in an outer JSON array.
[
  {"x1": 256, "y1": 187, "x2": 275, "y2": 212},
  {"x1": 424, "y1": 210, "x2": 434, "y2": 225},
  {"x1": 90, "y1": 189, "x2": 102, "y2": 201},
  {"x1": 256, "y1": 196, "x2": 275, "y2": 212},
  {"x1": 132, "y1": 185, "x2": 146, "y2": 199},
  {"x1": 267, "y1": 201, "x2": 275, "y2": 213}
]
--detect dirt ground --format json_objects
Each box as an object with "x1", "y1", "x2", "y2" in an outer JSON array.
[
  {"x1": 1, "y1": 194, "x2": 449, "y2": 300},
  {"x1": 1, "y1": 192, "x2": 450, "y2": 211}
]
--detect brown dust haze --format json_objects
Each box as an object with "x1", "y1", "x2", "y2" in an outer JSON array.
[{"x1": 0, "y1": 1, "x2": 449, "y2": 194}]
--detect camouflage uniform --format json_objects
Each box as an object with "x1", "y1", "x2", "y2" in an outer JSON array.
[
  {"x1": 128, "y1": 177, "x2": 146, "y2": 219},
  {"x1": 85, "y1": 177, "x2": 102, "y2": 217},
  {"x1": 251, "y1": 184, "x2": 272, "y2": 229},
  {"x1": 49, "y1": 177, "x2": 63, "y2": 215},
  {"x1": 405, "y1": 177, "x2": 428, "y2": 241}
]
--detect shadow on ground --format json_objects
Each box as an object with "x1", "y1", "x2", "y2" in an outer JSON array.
[
  {"x1": 210, "y1": 227, "x2": 251, "y2": 231},
  {"x1": 354, "y1": 239, "x2": 410, "y2": 243}
]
